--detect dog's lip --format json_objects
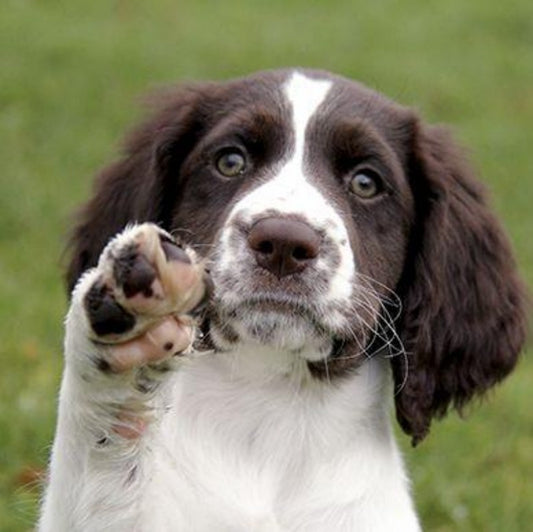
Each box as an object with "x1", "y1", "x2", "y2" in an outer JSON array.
[
  {"x1": 223, "y1": 293, "x2": 331, "y2": 331},
  {"x1": 232, "y1": 293, "x2": 314, "y2": 313}
]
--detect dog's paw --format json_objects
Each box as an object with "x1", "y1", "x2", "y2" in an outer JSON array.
[{"x1": 77, "y1": 223, "x2": 208, "y2": 370}]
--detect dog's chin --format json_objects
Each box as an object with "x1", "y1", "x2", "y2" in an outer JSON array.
[
  {"x1": 209, "y1": 297, "x2": 336, "y2": 358},
  {"x1": 234, "y1": 311, "x2": 332, "y2": 356}
]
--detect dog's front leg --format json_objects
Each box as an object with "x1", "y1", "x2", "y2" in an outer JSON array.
[{"x1": 39, "y1": 223, "x2": 207, "y2": 532}]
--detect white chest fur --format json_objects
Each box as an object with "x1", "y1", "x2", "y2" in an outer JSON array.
[{"x1": 144, "y1": 353, "x2": 419, "y2": 531}]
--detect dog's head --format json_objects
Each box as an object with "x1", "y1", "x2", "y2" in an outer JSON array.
[{"x1": 67, "y1": 69, "x2": 527, "y2": 444}]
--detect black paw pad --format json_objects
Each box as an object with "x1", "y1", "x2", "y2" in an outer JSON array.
[
  {"x1": 84, "y1": 282, "x2": 136, "y2": 336},
  {"x1": 159, "y1": 235, "x2": 191, "y2": 264},
  {"x1": 113, "y1": 245, "x2": 157, "y2": 298}
]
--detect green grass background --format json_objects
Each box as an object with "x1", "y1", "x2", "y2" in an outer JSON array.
[{"x1": 1, "y1": 0, "x2": 532, "y2": 530}]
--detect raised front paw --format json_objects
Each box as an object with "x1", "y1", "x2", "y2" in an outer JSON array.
[{"x1": 74, "y1": 223, "x2": 208, "y2": 371}]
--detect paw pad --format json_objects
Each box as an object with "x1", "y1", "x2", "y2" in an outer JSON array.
[
  {"x1": 83, "y1": 223, "x2": 207, "y2": 344},
  {"x1": 113, "y1": 244, "x2": 157, "y2": 298},
  {"x1": 84, "y1": 281, "x2": 136, "y2": 336}
]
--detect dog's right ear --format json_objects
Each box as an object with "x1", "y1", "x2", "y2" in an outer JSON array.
[{"x1": 65, "y1": 85, "x2": 208, "y2": 294}]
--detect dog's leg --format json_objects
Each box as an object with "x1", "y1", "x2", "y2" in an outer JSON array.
[{"x1": 39, "y1": 223, "x2": 207, "y2": 532}]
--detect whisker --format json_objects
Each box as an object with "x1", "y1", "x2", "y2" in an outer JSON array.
[
  {"x1": 324, "y1": 272, "x2": 410, "y2": 391},
  {"x1": 324, "y1": 353, "x2": 331, "y2": 384}
]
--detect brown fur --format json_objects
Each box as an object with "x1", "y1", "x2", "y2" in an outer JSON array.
[{"x1": 393, "y1": 122, "x2": 528, "y2": 444}]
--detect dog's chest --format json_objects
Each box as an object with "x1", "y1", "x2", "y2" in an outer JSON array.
[
  {"x1": 168, "y1": 353, "x2": 348, "y2": 470},
  {"x1": 148, "y1": 354, "x2": 393, "y2": 528}
]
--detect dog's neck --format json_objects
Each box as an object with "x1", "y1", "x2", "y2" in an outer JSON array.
[{"x1": 184, "y1": 346, "x2": 393, "y2": 440}]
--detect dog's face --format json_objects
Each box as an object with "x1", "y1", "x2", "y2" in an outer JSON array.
[
  {"x1": 169, "y1": 71, "x2": 415, "y2": 366},
  {"x1": 67, "y1": 69, "x2": 527, "y2": 443}
]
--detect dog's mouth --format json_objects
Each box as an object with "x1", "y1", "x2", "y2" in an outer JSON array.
[
  {"x1": 205, "y1": 289, "x2": 350, "y2": 355},
  {"x1": 236, "y1": 292, "x2": 321, "y2": 315},
  {"x1": 218, "y1": 290, "x2": 329, "y2": 325}
]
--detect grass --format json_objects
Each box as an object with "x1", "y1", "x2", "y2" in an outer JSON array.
[{"x1": 1, "y1": 0, "x2": 531, "y2": 530}]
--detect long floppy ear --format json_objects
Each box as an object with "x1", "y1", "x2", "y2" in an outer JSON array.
[
  {"x1": 392, "y1": 120, "x2": 528, "y2": 445},
  {"x1": 65, "y1": 86, "x2": 206, "y2": 293}
]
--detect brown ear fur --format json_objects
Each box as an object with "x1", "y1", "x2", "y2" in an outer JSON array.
[
  {"x1": 65, "y1": 86, "x2": 206, "y2": 293},
  {"x1": 392, "y1": 121, "x2": 528, "y2": 445}
]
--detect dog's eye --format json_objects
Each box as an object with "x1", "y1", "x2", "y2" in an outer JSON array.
[
  {"x1": 215, "y1": 150, "x2": 247, "y2": 177},
  {"x1": 349, "y1": 170, "x2": 383, "y2": 199}
]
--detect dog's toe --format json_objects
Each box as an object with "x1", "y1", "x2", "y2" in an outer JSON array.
[
  {"x1": 84, "y1": 281, "x2": 136, "y2": 336},
  {"x1": 160, "y1": 235, "x2": 191, "y2": 264},
  {"x1": 113, "y1": 244, "x2": 158, "y2": 299}
]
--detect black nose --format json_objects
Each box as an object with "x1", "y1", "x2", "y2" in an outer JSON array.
[{"x1": 247, "y1": 218, "x2": 321, "y2": 278}]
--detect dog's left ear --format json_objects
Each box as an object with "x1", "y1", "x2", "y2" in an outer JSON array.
[
  {"x1": 392, "y1": 119, "x2": 528, "y2": 445},
  {"x1": 64, "y1": 85, "x2": 206, "y2": 293}
]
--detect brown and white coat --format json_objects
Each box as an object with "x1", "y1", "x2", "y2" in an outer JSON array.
[{"x1": 40, "y1": 69, "x2": 527, "y2": 531}]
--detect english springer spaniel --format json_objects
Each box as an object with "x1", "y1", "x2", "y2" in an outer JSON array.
[{"x1": 40, "y1": 69, "x2": 527, "y2": 531}]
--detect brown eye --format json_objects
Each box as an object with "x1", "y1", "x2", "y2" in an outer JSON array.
[
  {"x1": 216, "y1": 150, "x2": 246, "y2": 177},
  {"x1": 349, "y1": 170, "x2": 382, "y2": 199}
]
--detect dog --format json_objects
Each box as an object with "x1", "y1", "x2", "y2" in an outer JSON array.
[{"x1": 39, "y1": 69, "x2": 527, "y2": 531}]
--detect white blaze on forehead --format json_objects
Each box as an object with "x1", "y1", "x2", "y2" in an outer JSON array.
[
  {"x1": 227, "y1": 71, "x2": 335, "y2": 226},
  {"x1": 219, "y1": 71, "x2": 355, "y2": 303},
  {"x1": 285, "y1": 72, "x2": 332, "y2": 170}
]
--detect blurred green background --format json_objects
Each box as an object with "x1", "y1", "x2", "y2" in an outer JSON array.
[{"x1": 1, "y1": 0, "x2": 531, "y2": 530}]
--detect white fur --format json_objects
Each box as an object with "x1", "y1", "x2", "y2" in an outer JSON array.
[{"x1": 39, "y1": 72, "x2": 421, "y2": 531}]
